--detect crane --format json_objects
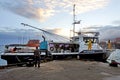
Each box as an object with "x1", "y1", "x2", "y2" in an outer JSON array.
[{"x1": 21, "y1": 23, "x2": 70, "y2": 42}]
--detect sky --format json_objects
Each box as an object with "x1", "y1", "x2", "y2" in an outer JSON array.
[{"x1": 0, "y1": 0, "x2": 120, "y2": 44}]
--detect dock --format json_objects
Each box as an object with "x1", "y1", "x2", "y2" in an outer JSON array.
[{"x1": 0, "y1": 60, "x2": 120, "y2": 80}]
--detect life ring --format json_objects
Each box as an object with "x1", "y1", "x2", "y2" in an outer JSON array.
[{"x1": 50, "y1": 47, "x2": 55, "y2": 52}]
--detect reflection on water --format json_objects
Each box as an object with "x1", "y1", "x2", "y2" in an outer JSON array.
[
  {"x1": 0, "y1": 45, "x2": 5, "y2": 54},
  {"x1": 0, "y1": 45, "x2": 7, "y2": 66}
]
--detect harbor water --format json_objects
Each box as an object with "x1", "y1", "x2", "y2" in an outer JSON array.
[
  {"x1": 0, "y1": 45, "x2": 7, "y2": 66},
  {"x1": 0, "y1": 38, "x2": 25, "y2": 66}
]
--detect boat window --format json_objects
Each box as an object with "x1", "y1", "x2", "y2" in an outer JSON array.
[
  {"x1": 74, "y1": 37, "x2": 79, "y2": 42},
  {"x1": 83, "y1": 37, "x2": 98, "y2": 43}
]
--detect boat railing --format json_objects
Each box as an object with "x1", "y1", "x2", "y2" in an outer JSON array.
[{"x1": 4, "y1": 48, "x2": 34, "y2": 53}]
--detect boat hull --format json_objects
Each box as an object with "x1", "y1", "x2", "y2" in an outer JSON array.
[
  {"x1": 79, "y1": 50, "x2": 107, "y2": 61},
  {"x1": 1, "y1": 52, "x2": 53, "y2": 66},
  {"x1": 1, "y1": 52, "x2": 78, "y2": 66},
  {"x1": 1, "y1": 55, "x2": 35, "y2": 66}
]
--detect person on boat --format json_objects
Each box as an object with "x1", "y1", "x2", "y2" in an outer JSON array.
[
  {"x1": 34, "y1": 47, "x2": 41, "y2": 68},
  {"x1": 13, "y1": 47, "x2": 17, "y2": 51},
  {"x1": 10, "y1": 46, "x2": 17, "y2": 52},
  {"x1": 108, "y1": 40, "x2": 112, "y2": 50},
  {"x1": 88, "y1": 39, "x2": 92, "y2": 50}
]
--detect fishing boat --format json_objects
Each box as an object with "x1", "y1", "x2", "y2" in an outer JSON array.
[
  {"x1": 1, "y1": 38, "x2": 79, "y2": 66},
  {"x1": 1, "y1": 31, "x2": 108, "y2": 67}
]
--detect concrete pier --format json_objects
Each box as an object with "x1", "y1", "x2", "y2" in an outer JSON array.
[{"x1": 0, "y1": 60, "x2": 120, "y2": 80}]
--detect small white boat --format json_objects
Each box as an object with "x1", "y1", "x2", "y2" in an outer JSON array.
[{"x1": 107, "y1": 49, "x2": 120, "y2": 67}]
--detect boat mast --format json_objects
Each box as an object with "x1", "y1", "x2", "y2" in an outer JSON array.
[
  {"x1": 73, "y1": 4, "x2": 76, "y2": 37},
  {"x1": 72, "y1": 4, "x2": 81, "y2": 37}
]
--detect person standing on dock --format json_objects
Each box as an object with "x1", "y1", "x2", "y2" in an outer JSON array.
[{"x1": 34, "y1": 47, "x2": 41, "y2": 68}]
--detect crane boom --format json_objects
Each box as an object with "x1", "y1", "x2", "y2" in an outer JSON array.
[
  {"x1": 21, "y1": 23, "x2": 69, "y2": 40},
  {"x1": 21, "y1": 23, "x2": 52, "y2": 34}
]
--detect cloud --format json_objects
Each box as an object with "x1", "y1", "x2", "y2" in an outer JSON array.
[
  {"x1": 0, "y1": 27, "x2": 70, "y2": 44},
  {"x1": 0, "y1": 27, "x2": 43, "y2": 44},
  {"x1": 46, "y1": 28, "x2": 70, "y2": 37},
  {"x1": 98, "y1": 25, "x2": 120, "y2": 41},
  {"x1": 0, "y1": 0, "x2": 55, "y2": 22},
  {"x1": 29, "y1": 25, "x2": 120, "y2": 42},
  {"x1": 0, "y1": 0, "x2": 109, "y2": 22},
  {"x1": 82, "y1": 25, "x2": 120, "y2": 41},
  {"x1": 112, "y1": 20, "x2": 120, "y2": 25},
  {"x1": 82, "y1": 26, "x2": 102, "y2": 32},
  {"x1": 1, "y1": 24, "x2": 120, "y2": 44},
  {"x1": 42, "y1": 25, "x2": 120, "y2": 42},
  {"x1": 60, "y1": 0, "x2": 109, "y2": 14}
]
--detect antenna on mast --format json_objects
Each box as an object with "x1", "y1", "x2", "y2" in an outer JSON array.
[
  {"x1": 73, "y1": 4, "x2": 76, "y2": 37},
  {"x1": 72, "y1": 4, "x2": 81, "y2": 37}
]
